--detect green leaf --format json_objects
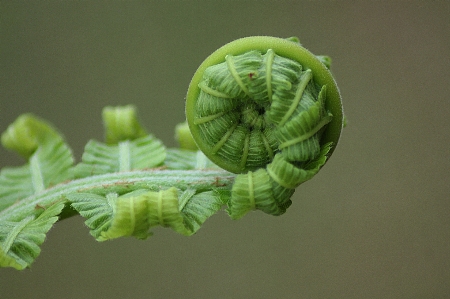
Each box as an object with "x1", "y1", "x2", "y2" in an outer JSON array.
[
  {"x1": 73, "y1": 135, "x2": 166, "y2": 178},
  {"x1": 270, "y1": 181, "x2": 294, "y2": 212},
  {"x1": 227, "y1": 143, "x2": 332, "y2": 219},
  {"x1": 1, "y1": 114, "x2": 63, "y2": 159},
  {"x1": 180, "y1": 189, "x2": 229, "y2": 233},
  {"x1": 0, "y1": 246, "x2": 25, "y2": 270},
  {"x1": 0, "y1": 139, "x2": 74, "y2": 212},
  {"x1": 102, "y1": 105, "x2": 148, "y2": 144},
  {"x1": 69, "y1": 189, "x2": 186, "y2": 241},
  {"x1": 146, "y1": 187, "x2": 190, "y2": 235},
  {"x1": 101, "y1": 191, "x2": 152, "y2": 240},
  {"x1": 68, "y1": 187, "x2": 229, "y2": 241},
  {"x1": 0, "y1": 114, "x2": 72, "y2": 268},
  {"x1": 227, "y1": 169, "x2": 284, "y2": 219},
  {"x1": 67, "y1": 192, "x2": 115, "y2": 240},
  {"x1": 276, "y1": 86, "x2": 332, "y2": 162},
  {"x1": 0, "y1": 201, "x2": 65, "y2": 269},
  {"x1": 266, "y1": 142, "x2": 333, "y2": 189},
  {"x1": 175, "y1": 121, "x2": 198, "y2": 151}
]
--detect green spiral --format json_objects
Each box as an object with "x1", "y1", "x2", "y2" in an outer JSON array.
[{"x1": 186, "y1": 36, "x2": 343, "y2": 218}]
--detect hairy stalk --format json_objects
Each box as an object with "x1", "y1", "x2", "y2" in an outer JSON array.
[{"x1": 0, "y1": 169, "x2": 234, "y2": 223}]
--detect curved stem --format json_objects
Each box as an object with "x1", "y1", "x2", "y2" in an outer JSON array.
[{"x1": 0, "y1": 169, "x2": 235, "y2": 222}]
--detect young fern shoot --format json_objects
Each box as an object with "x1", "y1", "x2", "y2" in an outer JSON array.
[
  {"x1": 186, "y1": 36, "x2": 343, "y2": 218},
  {"x1": 0, "y1": 36, "x2": 343, "y2": 270}
]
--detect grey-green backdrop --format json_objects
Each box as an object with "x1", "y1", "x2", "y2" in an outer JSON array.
[{"x1": 1, "y1": 1, "x2": 449, "y2": 298}]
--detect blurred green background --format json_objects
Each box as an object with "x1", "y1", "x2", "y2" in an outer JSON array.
[{"x1": 1, "y1": 1, "x2": 449, "y2": 298}]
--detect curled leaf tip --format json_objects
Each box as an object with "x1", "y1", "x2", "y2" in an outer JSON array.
[
  {"x1": 175, "y1": 121, "x2": 198, "y2": 151},
  {"x1": 1, "y1": 114, "x2": 62, "y2": 159},
  {"x1": 103, "y1": 105, "x2": 148, "y2": 144}
]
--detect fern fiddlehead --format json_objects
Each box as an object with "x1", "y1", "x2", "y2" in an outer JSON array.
[
  {"x1": 186, "y1": 36, "x2": 343, "y2": 218},
  {"x1": 0, "y1": 36, "x2": 344, "y2": 269}
]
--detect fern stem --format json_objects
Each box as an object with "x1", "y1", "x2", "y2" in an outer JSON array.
[{"x1": 0, "y1": 169, "x2": 235, "y2": 222}]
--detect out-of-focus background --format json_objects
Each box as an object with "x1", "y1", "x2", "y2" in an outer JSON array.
[{"x1": 0, "y1": 2, "x2": 448, "y2": 298}]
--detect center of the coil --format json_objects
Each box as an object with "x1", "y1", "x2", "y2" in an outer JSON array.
[{"x1": 240, "y1": 102, "x2": 266, "y2": 130}]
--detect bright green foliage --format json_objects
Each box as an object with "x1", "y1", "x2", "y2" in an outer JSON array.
[
  {"x1": 73, "y1": 136, "x2": 166, "y2": 178},
  {"x1": 0, "y1": 115, "x2": 74, "y2": 269},
  {"x1": 175, "y1": 121, "x2": 198, "y2": 151},
  {"x1": 186, "y1": 37, "x2": 342, "y2": 175},
  {"x1": 179, "y1": 189, "x2": 229, "y2": 233},
  {"x1": 0, "y1": 106, "x2": 235, "y2": 269},
  {"x1": 228, "y1": 169, "x2": 280, "y2": 219},
  {"x1": 0, "y1": 201, "x2": 64, "y2": 270},
  {"x1": 267, "y1": 143, "x2": 332, "y2": 189},
  {"x1": 67, "y1": 187, "x2": 228, "y2": 241},
  {"x1": 0, "y1": 115, "x2": 74, "y2": 213},
  {"x1": 1, "y1": 114, "x2": 63, "y2": 159},
  {"x1": 68, "y1": 188, "x2": 185, "y2": 240},
  {"x1": 185, "y1": 36, "x2": 340, "y2": 219},
  {"x1": 228, "y1": 143, "x2": 331, "y2": 219},
  {"x1": 102, "y1": 105, "x2": 148, "y2": 144},
  {"x1": 0, "y1": 104, "x2": 333, "y2": 269}
]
